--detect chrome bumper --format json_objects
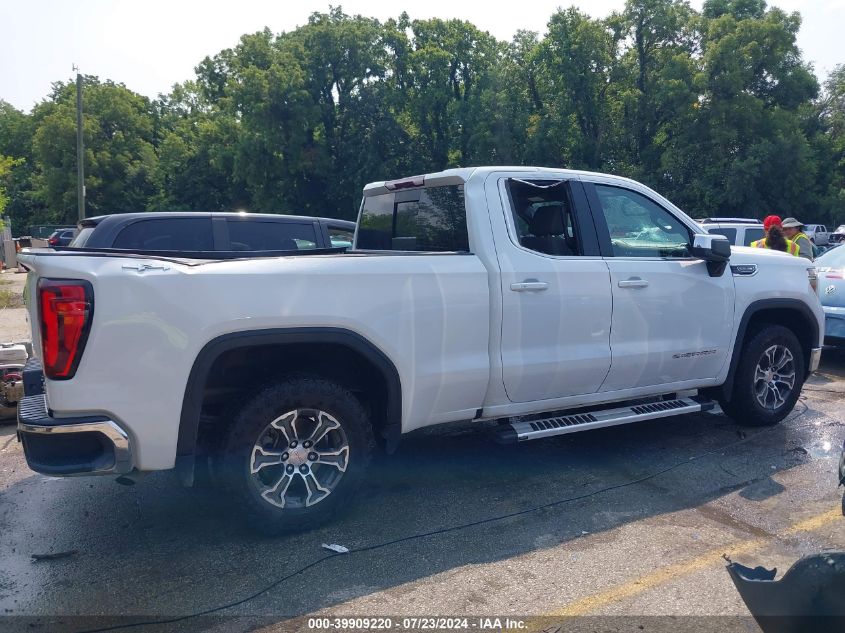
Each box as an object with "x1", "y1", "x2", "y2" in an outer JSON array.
[
  {"x1": 809, "y1": 347, "x2": 822, "y2": 373},
  {"x1": 17, "y1": 393, "x2": 133, "y2": 476}
]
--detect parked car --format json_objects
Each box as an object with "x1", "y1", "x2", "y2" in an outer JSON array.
[
  {"x1": 17, "y1": 167, "x2": 823, "y2": 534},
  {"x1": 829, "y1": 225, "x2": 845, "y2": 244},
  {"x1": 815, "y1": 243, "x2": 845, "y2": 345},
  {"x1": 805, "y1": 224, "x2": 830, "y2": 246},
  {"x1": 69, "y1": 212, "x2": 356, "y2": 252},
  {"x1": 47, "y1": 228, "x2": 76, "y2": 247},
  {"x1": 697, "y1": 218, "x2": 766, "y2": 247}
]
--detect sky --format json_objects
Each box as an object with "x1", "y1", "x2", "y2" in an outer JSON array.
[{"x1": 2, "y1": 0, "x2": 844, "y2": 112}]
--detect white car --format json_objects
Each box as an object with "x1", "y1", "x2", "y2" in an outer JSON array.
[
  {"x1": 698, "y1": 218, "x2": 766, "y2": 247},
  {"x1": 16, "y1": 167, "x2": 824, "y2": 533}
]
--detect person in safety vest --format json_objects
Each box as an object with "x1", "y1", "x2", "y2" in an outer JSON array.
[
  {"x1": 750, "y1": 215, "x2": 799, "y2": 256},
  {"x1": 781, "y1": 217, "x2": 814, "y2": 261}
]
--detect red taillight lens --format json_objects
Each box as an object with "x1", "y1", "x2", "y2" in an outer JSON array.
[
  {"x1": 38, "y1": 279, "x2": 94, "y2": 380},
  {"x1": 48, "y1": 238, "x2": 58, "y2": 245}
]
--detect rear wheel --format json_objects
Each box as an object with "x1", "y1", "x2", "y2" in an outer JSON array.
[
  {"x1": 719, "y1": 325, "x2": 805, "y2": 427},
  {"x1": 220, "y1": 377, "x2": 374, "y2": 534}
]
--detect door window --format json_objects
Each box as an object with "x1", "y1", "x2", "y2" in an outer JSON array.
[
  {"x1": 329, "y1": 228, "x2": 354, "y2": 248},
  {"x1": 594, "y1": 185, "x2": 690, "y2": 258},
  {"x1": 707, "y1": 227, "x2": 737, "y2": 244},
  {"x1": 506, "y1": 179, "x2": 581, "y2": 256},
  {"x1": 226, "y1": 220, "x2": 317, "y2": 251},
  {"x1": 743, "y1": 228, "x2": 765, "y2": 246},
  {"x1": 112, "y1": 218, "x2": 214, "y2": 251}
]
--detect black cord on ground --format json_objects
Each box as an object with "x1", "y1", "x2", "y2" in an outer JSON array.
[{"x1": 75, "y1": 405, "x2": 811, "y2": 633}]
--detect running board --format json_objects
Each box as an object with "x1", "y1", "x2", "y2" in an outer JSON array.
[{"x1": 493, "y1": 397, "x2": 715, "y2": 444}]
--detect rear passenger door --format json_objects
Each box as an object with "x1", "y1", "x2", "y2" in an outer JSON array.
[{"x1": 494, "y1": 177, "x2": 613, "y2": 403}]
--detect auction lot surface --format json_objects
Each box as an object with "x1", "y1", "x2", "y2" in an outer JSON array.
[{"x1": 0, "y1": 277, "x2": 843, "y2": 632}]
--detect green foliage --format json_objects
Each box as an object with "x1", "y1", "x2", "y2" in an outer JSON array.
[
  {"x1": 0, "y1": 3, "x2": 843, "y2": 226},
  {"x1": 0, "y1": 154, "x2": 22, "y2": 219},
  {"x1": 29, "y1": 77, "x2": 158, "y2": 224}
]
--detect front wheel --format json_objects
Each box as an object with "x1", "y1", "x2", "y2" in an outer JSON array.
[
  {"x1": 719, "y1": 325, "x2": 805, "y2": 427},
  {"x1": 220, "y1": 377, "x2": 374, "y2": 534}
]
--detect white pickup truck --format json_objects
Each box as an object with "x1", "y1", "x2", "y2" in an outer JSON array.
[{"x1": 17, "y1": 167, "x2": 824, "y2": 533}]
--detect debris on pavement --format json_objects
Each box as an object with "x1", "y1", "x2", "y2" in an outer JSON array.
[
  {"x1": 726, "y1": 553, "x2": 845, "y2": 633},
  {"x1": 322, "y1": 543, "x2": 350, "y2": 554},
  {"x1": 31, "y1": 550, "x2": 78, "y2": 562}
]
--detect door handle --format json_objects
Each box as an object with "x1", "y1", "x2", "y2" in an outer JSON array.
[
  {"x1": 510, "y1": 280, "x2": 549, "y2": 292},
  {"x1": 618, "y1": 278, "x2": 649, "y2": 289}
]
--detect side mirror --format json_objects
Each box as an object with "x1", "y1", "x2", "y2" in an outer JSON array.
[{"x1": 690, "y1": 233, "x2": 731, "y2": 277}]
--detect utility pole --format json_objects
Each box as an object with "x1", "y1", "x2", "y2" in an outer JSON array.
[{"x1": 74, "y1": 64, "x2": 85, "y2": 221}]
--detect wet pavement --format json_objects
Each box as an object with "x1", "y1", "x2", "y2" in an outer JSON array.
[{"x1": 0, "y1": 352, "x2": 843, "y2": 633}]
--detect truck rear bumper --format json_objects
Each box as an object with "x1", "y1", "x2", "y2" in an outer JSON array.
[{"x1": 17, "y1": 359, "x2": 133, "y2": 476}]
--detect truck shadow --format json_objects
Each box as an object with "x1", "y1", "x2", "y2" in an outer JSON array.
[{"x1": 0, "y1": 402, "x2": 838, "y2": 630}]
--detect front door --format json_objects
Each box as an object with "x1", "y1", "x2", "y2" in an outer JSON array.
[
  {"x1": 495, "y1": 177, "x2": 613, "y2": 403},
  {"x1": 585, "y1": 182, "x2": 735, "y2": 392}
]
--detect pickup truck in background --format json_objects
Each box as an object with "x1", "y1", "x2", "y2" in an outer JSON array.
[
  {"x1": 805, "y1": 224, "x2": 830, "y2": 246},
  {"x1": 16, "y1": 167, "x2": 824, "y2": 533}
]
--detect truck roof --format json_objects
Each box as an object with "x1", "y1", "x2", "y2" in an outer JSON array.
[{"x1": 362, "y1": 166, "x2": 642, "y2": 197}]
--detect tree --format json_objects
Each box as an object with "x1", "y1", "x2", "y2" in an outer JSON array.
[
  {"x1": 659, "y1": 5, "x2": 819, "y2": 216},
  {"x1": 0, "y1": 154, "x2": 22, "y2": 220},
  {"x1": 1, "y1": 4, "x2": 841, "y2": 227},
  {"x1": 30, "y1": 77, "x2": 159, "y2": 223},
  {"x1": 0, "y1": 101, "x2": 38, "y2": 232},
  {"x1": 536, "y1": 8, "x2": 618, "y2": 169},
  {"x1": 811, "y1": 65, "x2": 845, "y2": 223}
]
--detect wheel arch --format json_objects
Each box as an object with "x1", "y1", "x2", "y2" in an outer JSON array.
[
  {"x1": 719, "y1": 299, "x2": 819, "y2": 401},
  {"x1": 175, "y1": 328, "x2": 402, "y2": 484}
]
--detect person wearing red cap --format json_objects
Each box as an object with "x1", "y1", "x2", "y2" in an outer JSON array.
[{"x1": 751, "y1": 215, "x2": 799, "y2": 256}]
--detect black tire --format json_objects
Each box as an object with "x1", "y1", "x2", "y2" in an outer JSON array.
[
  {"x1": 219, "y1": 377, "x2": 374, "y2": 534},
  {"x1": 719, "y1": 324, "x2": 805, "y2": 427}
]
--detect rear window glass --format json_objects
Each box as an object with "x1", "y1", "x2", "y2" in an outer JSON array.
[
  {"x1": 69, "y1": 227, "x2": 94, "y2": 247},
  {"x1": 708, "y1": 228, "x2": 737, "y2": 243},
  {"x1": 226, "y1": 220, "x2": 317, "y2": 251},
  {"x1": 357, "y1": 185, "x2": 469, "y2": 252},
  {"x1": 329, "y1": 228, "x2": 354, "y2": 248},
  {"x1": 743, "y1": 228, "x2": 765, "y2": 246},
  {"x1": 112, "y1": 218, "x2": 213, "y2": 251}
]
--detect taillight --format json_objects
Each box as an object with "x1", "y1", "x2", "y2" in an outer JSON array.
[
  {"x1": 48, "y1": 238, "x2": 58, "y2": 246},
  {"x1": 38, "y1": 279, "x2": 94, "y2": 380}
]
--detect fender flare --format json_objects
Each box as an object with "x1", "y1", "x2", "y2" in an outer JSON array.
[
  {"x1": 175, "y1": 328, "x2": 402, "y2": 483},
  {"x1": 721, "y1": 298, "x2": 820, "y2": 400}
]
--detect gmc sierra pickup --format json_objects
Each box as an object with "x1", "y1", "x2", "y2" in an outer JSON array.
[{"x1": 17, "y1": 167, "x2": 824, "y2": 533}]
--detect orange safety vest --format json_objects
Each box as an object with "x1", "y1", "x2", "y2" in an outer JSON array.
[{"x1": 750, "y1": 238, "x2": 800, "y2": 256}]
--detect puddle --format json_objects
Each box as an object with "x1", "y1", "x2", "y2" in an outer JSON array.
[{"x1": 807, "y1": 440, "x2": 838, "y2": 459}]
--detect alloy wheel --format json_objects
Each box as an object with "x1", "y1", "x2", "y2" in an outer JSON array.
[
  {"x1": 753, "y1": 344, "x2": 796, "y2": 411},
  {"x1": 249, "y1": 409, "x2": 350, "y2": 509}
]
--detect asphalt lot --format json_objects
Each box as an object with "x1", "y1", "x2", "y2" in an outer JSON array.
[{"x1": 0, "y1": 287, "x2": 843, "y2": 632}]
